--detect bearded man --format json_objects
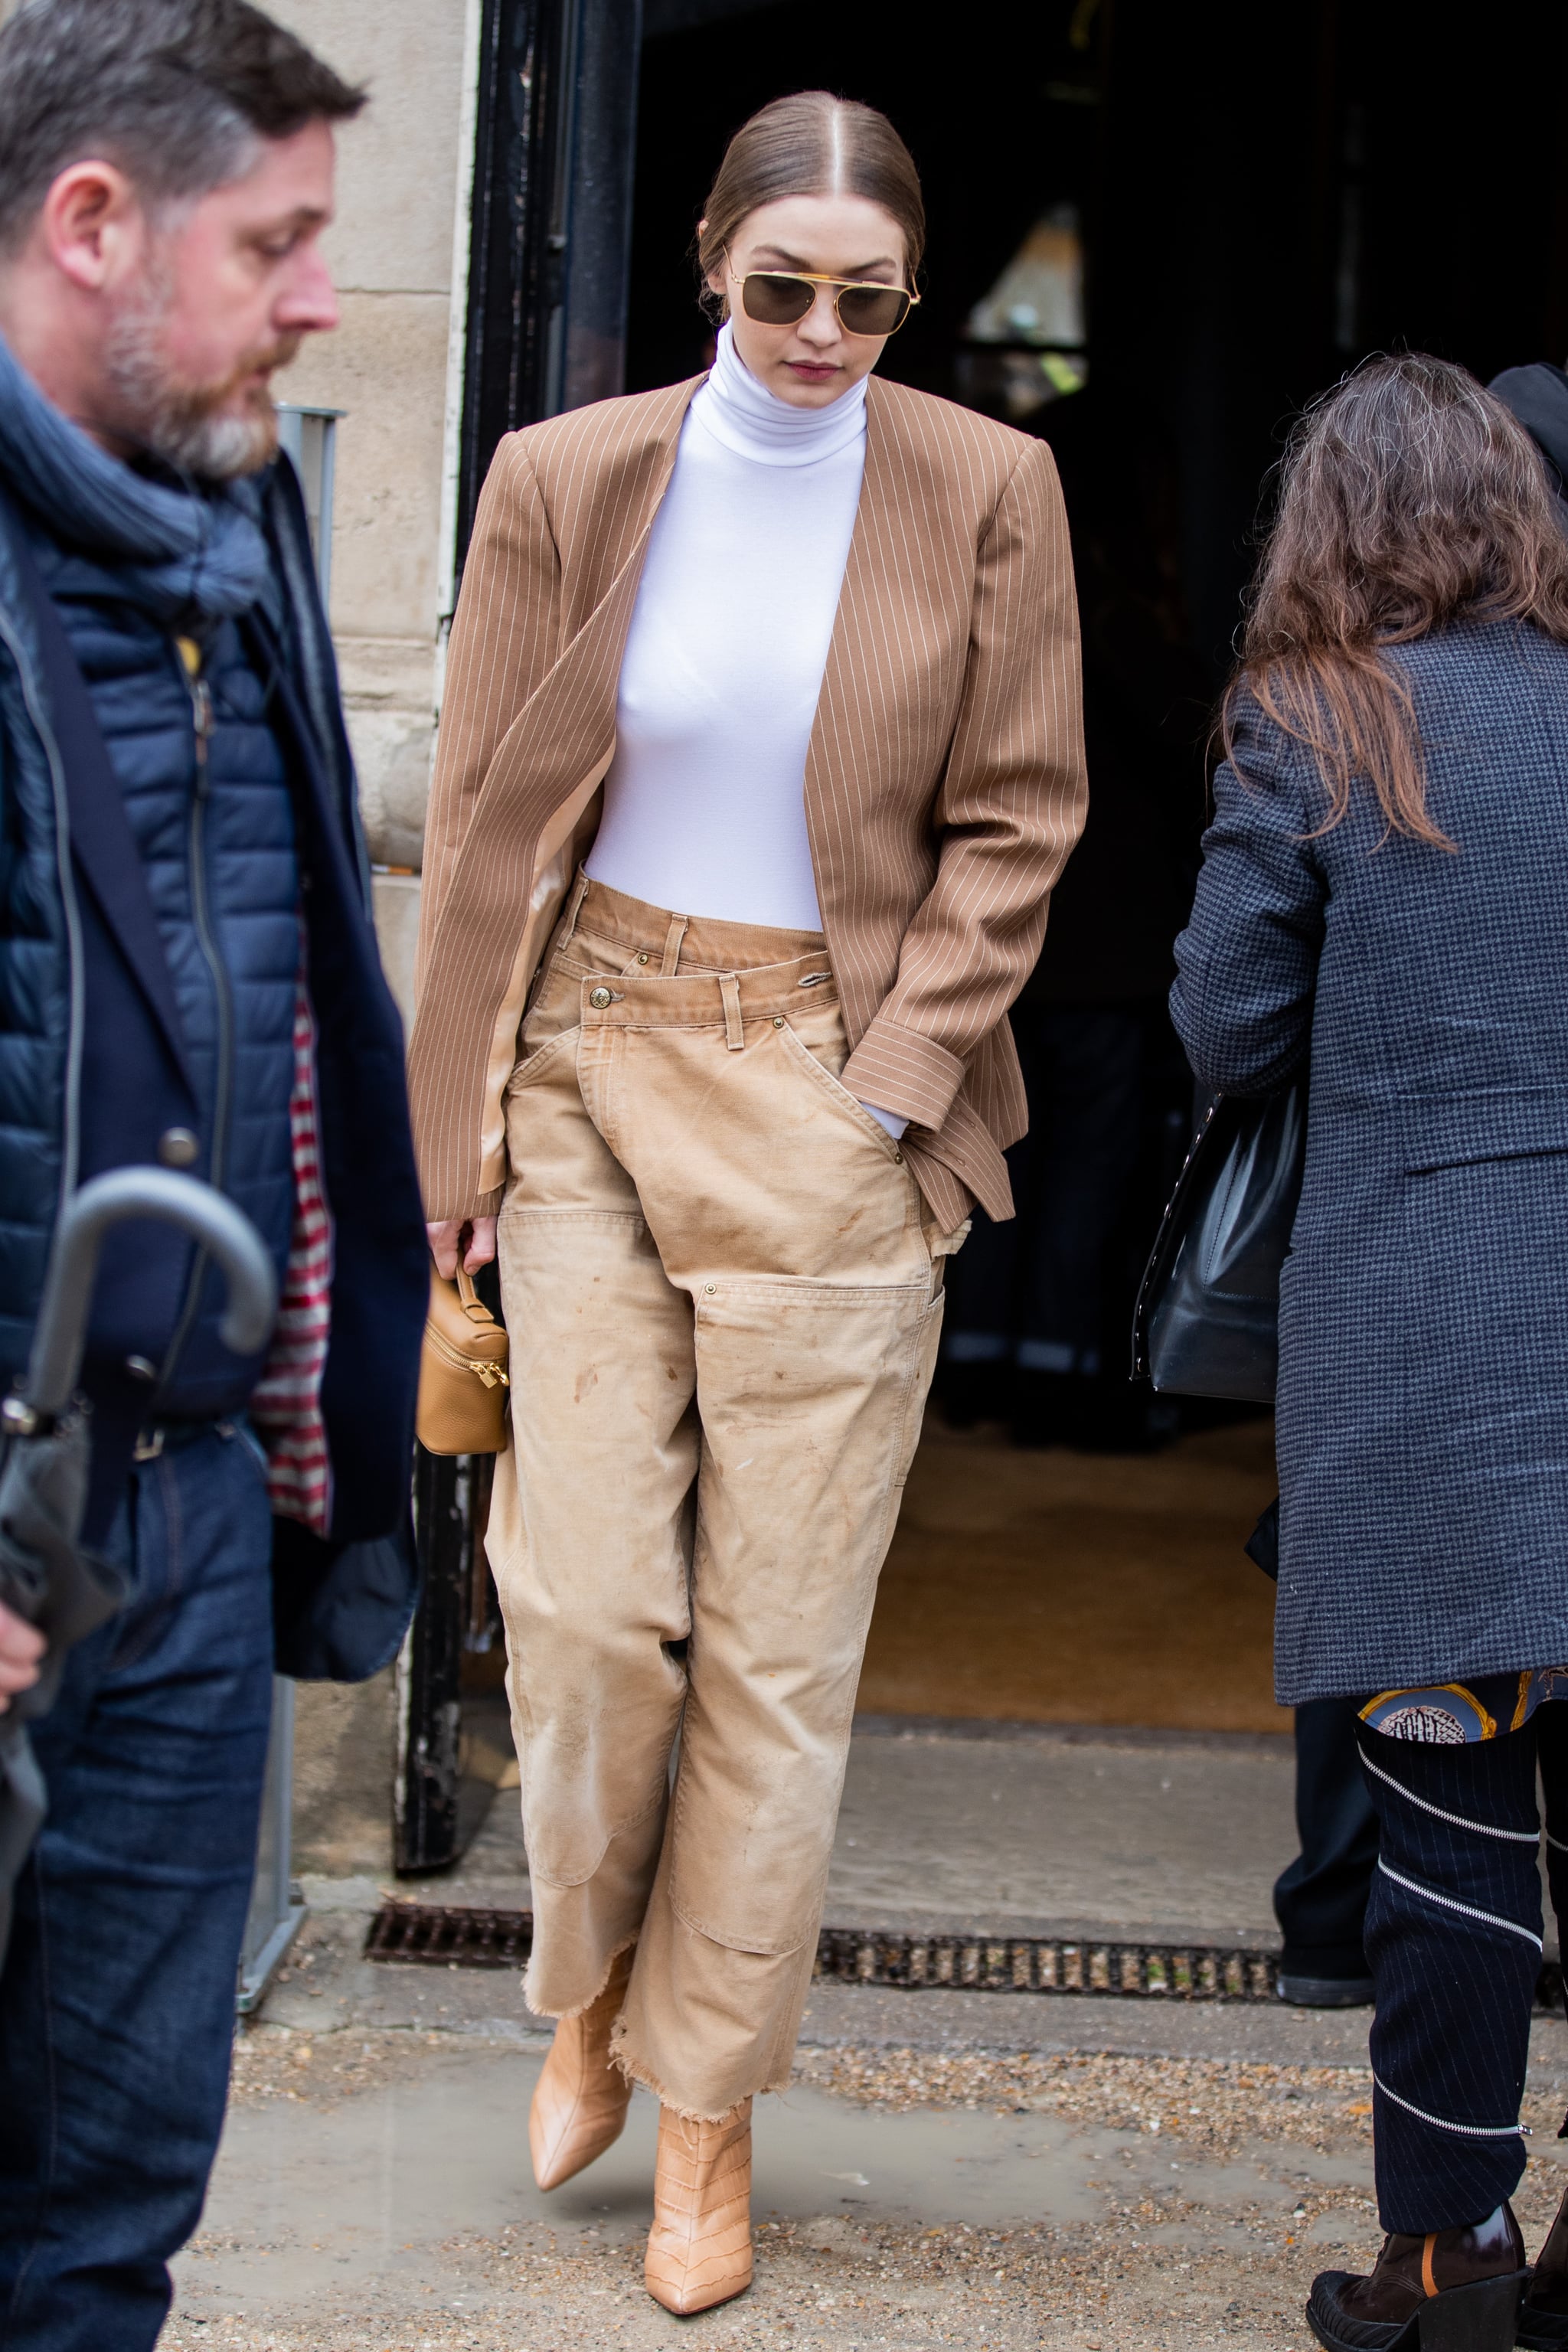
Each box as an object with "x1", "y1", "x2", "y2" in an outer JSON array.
[{"x1": 0, "y1": 4, "x2": 427, "y2": 2343}]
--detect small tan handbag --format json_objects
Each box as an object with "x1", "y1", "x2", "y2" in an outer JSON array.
[{"x1": 416, "y1": 1267, "x2": 511, "y2": 1455}]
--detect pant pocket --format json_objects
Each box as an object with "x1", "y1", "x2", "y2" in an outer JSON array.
[
  {"x1": 666, "y1": 1274, "x2": 931, "y2": 1955},
  {"x1": 773, "y1": 1012, "x2": 909, "y2": 1167}
]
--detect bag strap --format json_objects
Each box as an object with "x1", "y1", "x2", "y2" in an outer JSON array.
[
  {"x1": 1129, "y1": 1093, "x2": 1230, "y2": 1380},
  {"x1": 0, "y1": 480, "x2": 192, "y2": 1090}
]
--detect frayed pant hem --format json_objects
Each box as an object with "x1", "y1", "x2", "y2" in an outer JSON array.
[
  {"x1": 609, "y1": 2030, "x2": 780, "y2": 2122},
  {"x1": 524, "y1": 1932, "x2": 639, "y2": 2026}
]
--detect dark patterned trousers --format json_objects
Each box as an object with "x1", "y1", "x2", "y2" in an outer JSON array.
[{"x1": 1361, "y1": 1710, "x2": 1568, "y2": 2232}]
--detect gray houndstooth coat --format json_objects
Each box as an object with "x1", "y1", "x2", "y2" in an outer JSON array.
[{"x1": 1171, "y1": 620, "x2": 1568, "y2": 1704}]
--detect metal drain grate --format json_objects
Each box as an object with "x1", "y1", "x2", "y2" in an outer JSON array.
[
  {"x1": 364, "y1": 1905, "x2": 1277, "y2": 2000},
  {"x1": 366, "y1": 1903, "x2": 532, "y2": 1967},
  {"x1": 361, "y1": 1906, "x2": 1567, "y2": 2011},
  {"x1": 816, "y1": 1928, "x2": 1276, "y2": 1999}
]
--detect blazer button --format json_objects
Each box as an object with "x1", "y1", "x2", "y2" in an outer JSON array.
[
  {"x1": 589, "y1": 987, "x2": 612, "y2": 1009},
  {"x1": 158, "y1": 1127, "x2": 199, "y2": 1168}
]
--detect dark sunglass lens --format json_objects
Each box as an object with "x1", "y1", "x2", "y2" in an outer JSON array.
[
  {"x1": 838, "y1": 286, "x2": 910, "y2": 336},
  {"x1": 742, "y1": 273, "x2": 815, "y2": 326}
]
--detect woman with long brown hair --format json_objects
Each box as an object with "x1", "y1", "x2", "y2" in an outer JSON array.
[
  {"x1": 410, "y1": 92, "x2": 1084, "y2": 2313},
  {"x1": 1174, "y1": 352, "x2": 1568, "y2": 2352}
]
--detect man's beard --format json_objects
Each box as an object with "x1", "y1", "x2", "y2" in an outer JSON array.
[{"x1": 103, "y1": 266, "x2": 300, "y2": 482}]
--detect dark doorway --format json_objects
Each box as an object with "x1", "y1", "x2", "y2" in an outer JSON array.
[
  {"x1": 631, "y1": 0, "x2": 1568, "y2": 669},
  {"x1": 619, "y1": 0, "x2": 1568, "y2": 1737},
  {"x1": 407, "y1": 0, "x2": 1568, "y2": 1868}
]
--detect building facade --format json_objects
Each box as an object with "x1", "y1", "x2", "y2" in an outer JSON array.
[{"x1": 273, "y1": 0, "x2": 481, "y2": 1023}]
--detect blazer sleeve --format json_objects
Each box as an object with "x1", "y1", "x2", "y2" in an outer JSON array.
[
  {"x1": 839, "y1": 439, "x2": 1087, "y2": 1131},
  {"x1": 1169, "y1": 701, "x2": 1326, "y2": 1096},
  {"x1": 414, "y1": 436, "x2": 561, "y2": 1001}
]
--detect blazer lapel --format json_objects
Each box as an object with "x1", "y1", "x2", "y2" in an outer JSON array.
[
  {"x1": 427, "y1": 381, "x2": 697, "y2": 956},
  {"x1": 804, "y1": 377, "x2": 913, "y2": 798},
  {"x1": 803, "y1": 381, "x2": 910, "y2": 1036}
]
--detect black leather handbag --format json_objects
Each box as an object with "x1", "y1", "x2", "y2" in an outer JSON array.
[{"x1": 1131, "y1": 1082, "x2": 1307, "y2": 1405}]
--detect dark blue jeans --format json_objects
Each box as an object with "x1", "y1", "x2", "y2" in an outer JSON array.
[{"x1": 0, "y1": 1422, "x2": 274, "y2": 2352}]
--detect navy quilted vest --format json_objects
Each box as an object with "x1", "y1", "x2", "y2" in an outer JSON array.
[{"x1": 30, "y1": 533, "x2": 299, "y2": 1415}]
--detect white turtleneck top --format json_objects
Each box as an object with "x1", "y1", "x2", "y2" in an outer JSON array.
[{"x1": 586, "y1": 323, "x2": 865, "y2": 936}]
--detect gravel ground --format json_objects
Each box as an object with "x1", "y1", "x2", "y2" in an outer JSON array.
[
  {"x1": 156, "y1": 2185, "x2": 1568, "y2": 2352},
  {"x1": 227, "y1": 2017, "x2": 465, "y2": 2109},
  {"x1": 227, "y1": 2019, "x2": 1383, "y2": 2141},
  {"x1": 157, "y1": 2021, "x2": 1568, "y2": 2352}
]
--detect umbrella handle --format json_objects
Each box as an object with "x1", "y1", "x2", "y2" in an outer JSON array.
[{"x1": 15, "y1": 1170, "x2": 278, "y2": 1424}]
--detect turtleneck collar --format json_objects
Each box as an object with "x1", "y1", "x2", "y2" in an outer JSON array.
[{"x1": 691, "y1": 320, "x2": 868, "y2": 469}]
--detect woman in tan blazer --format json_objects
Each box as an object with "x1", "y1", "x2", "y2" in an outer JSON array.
[{"x1": 411, "y1": 92, "x2": 1085, "y2": 2315}]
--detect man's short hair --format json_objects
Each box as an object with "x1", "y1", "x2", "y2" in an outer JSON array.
[{"x1": 0, "y1": 0, "x2": 364, "y2": 256}]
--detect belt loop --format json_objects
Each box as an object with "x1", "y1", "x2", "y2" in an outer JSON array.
[
  {"x1": 659, "y1": 913, "x2": 689, "y2": 976},
  {"x1": 719, "y1": 972, "x2": 744, "y2": 1050},
  {"x1": 560, "y1": 868, "x2": 591, "y2": 945}
]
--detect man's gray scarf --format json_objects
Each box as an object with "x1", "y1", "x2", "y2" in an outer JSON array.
[{"x1": 0, "y1": 328, "x2": 273, "y2": 625}]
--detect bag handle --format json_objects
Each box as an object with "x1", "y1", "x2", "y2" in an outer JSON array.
[{"x1": 454, "y1": 1265, "x2": 495, "y2": 1325}]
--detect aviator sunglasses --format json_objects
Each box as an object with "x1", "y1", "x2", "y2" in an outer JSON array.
[{"x1": 731, "y1": 260, "x2": 920, "y2": 338}]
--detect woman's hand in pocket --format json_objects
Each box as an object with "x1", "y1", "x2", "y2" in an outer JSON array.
[{"x1": 427, "y1": 1215, "x2": 498, "y2": 1279}]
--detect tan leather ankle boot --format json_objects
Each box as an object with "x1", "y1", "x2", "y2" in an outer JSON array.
[
  {"x1": 644, "y1": 2097, "x2": 753, "y2": 2315},
  {"x1": 528, "y1": 1952, "x2": 634, "y2": 2191}
]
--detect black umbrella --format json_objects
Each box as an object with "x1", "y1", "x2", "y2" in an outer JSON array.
[{"x1": 0, "y1": 1168, "x2": 276, "y2": 1963}]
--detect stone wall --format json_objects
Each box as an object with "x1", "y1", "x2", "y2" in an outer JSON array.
[{"x1": 269, "y1": 0, "x2": 473, "y2": 1008}]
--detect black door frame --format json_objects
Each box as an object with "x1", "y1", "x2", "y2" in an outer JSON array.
[
  {"x1": 397, "y1": 0, "x2": 642, "y2": 1874},
  {"x1": 456, "y1": 0, "x2": 644, "y2": 565}
]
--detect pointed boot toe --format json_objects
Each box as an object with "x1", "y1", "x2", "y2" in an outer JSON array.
[
  {"x1": 528, "y1": 1962, "x2": 633, "y2": 2192},
  {"x1": 644, "y1": 2098, "x2": 753, "y2": 2316}
]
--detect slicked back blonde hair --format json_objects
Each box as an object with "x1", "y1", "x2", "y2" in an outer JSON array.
[{"x1": 695, "y1": 91, "x2": 924, "y2": 318}]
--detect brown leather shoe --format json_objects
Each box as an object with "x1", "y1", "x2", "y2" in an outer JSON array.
[
  {"x1": 644, "y1": 2098, "x2": 753, "y2": 2316},
  {"x1": 528, "y1": 1952, "x2": 634, "y2": 2191},
  {"x1": 1306, "y1": 2203, "x2": 1526, "y2": 2350},
  {"x1": 1521, "y1": 2181, "x2": 1568, "y2": 2348}
]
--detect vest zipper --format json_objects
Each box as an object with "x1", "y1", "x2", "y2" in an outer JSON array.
[{"x1": 158, "y1": 658, "x2": 234, "y2": 1390}]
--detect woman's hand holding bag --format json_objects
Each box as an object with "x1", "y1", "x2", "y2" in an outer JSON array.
[{"x1": 416, "y1": 1265, "x2": 510, "y2": 1454}]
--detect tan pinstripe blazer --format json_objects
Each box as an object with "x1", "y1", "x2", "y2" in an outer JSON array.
[{"x1": 410, "y1": 372, "x2": 1086, "y2": 1234}]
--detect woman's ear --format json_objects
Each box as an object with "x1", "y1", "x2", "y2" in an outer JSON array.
[{"x1": 698, "y1": 224, "x2": 727, "y2": 308}]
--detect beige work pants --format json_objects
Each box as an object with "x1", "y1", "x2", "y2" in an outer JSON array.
[{"x1": 487, "y1": 874, "x2": 953, "y2": 2118}]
